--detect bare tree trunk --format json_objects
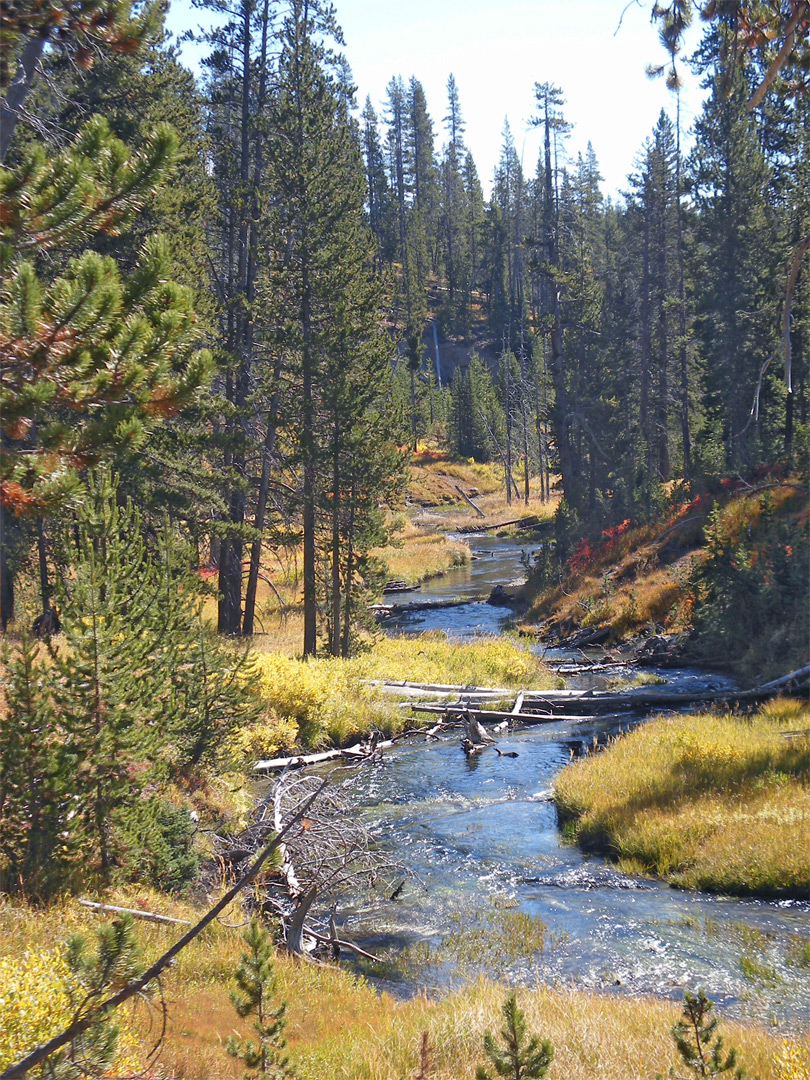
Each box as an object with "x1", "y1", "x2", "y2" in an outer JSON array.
[
  {"x1": 0, "y1": 33, "x2": 45, "y2": 163},
  {"x1": 0, "y1": 509, "x2": 14, "y2": 632},
  {"x1": 36, "y1": 517, "x2": 49, "y2": 617}
]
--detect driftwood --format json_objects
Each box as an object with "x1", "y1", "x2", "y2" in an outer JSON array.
[
  {"x1": 372, "y1": 596, "x2": 483, "y2": 618},
  {"x1": 461, "y1": 710, "x2": 495, "y2": 746},
  {"x1": 457, "y1": 515, "x2": 551, "y2": 535},
  {"x1": 382, "y1": 579, "x2": 420, "y2": 594},
  {"x1": 254, "y1": 732, "x2": 392, "y2": 772},
  {"x1": 409, "y1": 703, "x2": 608, "y2": 724},
  {"x1": 521, "y1": 663, "x2": 810, "y2": 714},
  {"x1": 370, "y1": 679, "x2": 514, "y2": 695},
  {"x1": 78, "y1": 899, "x2": 191, "y2": 926}
]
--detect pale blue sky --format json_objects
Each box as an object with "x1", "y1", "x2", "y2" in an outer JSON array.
[{"x1": 166, "y1": 0, "x2": 708, "y2": 199}]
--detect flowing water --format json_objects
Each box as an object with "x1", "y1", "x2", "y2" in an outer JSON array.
[{"x1": 341, "y1": 533, "x2": 809, "y2": 1028}]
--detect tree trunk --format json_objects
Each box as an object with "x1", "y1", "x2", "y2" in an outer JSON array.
[
  {"x1": 0, "y1": 33, "x2": 46, "y2": 163},
  {"x1": 0, "y1": 509, "x2": 14, "y2": 631}
]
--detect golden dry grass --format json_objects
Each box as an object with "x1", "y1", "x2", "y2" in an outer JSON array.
[
  {"x1": 555, "y1": 699, "x2": 810, "y2": 896},
  {"x1": 376, "y1": 518, "x2": 471, "y2": 585},
  {"x1": 0, "y1": 892, "x2": 801, "y2": 1080},
  {"x1": 227, "y1": 633, "x2": 556, "y2": 755},
  {"x1": 521, "y1": 480, "x2": 807, "y2": 651}
]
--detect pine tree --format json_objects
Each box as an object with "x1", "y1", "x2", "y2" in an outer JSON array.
[
  {"x1": 690, "y1": 39, "x2": 779, "y2": 470},
  {"x1": 662, "y1": 989, "x2": 746, "y2": 1080},
  {"x1": 268, "y1": 0, "x2": 403, "y2": 656},
  {"x1": 227, "y1": 919, "x2": 297, "y2": 1080},
  {"x1": 0, "y1": 115, "x2": 210, "y2": 629},
  {"x1": 0, "y1": 0, "x2": 161, "y2": 161},
  {"x1": 0, "y1": 630, "x2": 77, "y2": 897},
  {"x1": 476, "y1": 992, "x2": 554, "y2": 1080}
]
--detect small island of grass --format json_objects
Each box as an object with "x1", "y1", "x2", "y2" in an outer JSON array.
[{"x1": 554, "y1": 697, "x2": 810, "y2": 898}]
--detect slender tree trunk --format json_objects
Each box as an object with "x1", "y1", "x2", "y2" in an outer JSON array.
[
  {"x1": 0, "y1": 33, "x2": 46, "y2": 162},
  {"x1": 36, "y1": 518, "x2": 49, "y2": 616},
  {"x1": 640, "y1": 187, "x2": 653, "y2": 493},
  {"x1": 340, "y1": 487, "x2": 355, "y2": 658},
  {"x1": 330, "y1": 426, "x2": 341, "y2": 657},
  {"x1": 504, "y1": 358, "x2": 513, "y2": 506},
  {"x1": 242, "y1": 360, "x2": 283, "y2": 636},
  {"x1": 0, "y1": 509, "x2": 14, "y2": 632},
  {"x1": 675, "y1": 89, "x2": 691, "y2": 475}
]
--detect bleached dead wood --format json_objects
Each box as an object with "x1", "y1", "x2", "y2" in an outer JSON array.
[
  {"x1": 1, "y1": 781, "x2": 328, "y2": 1080},
  {"x1": 410, "y1": 703, "x2": 608, "y2": 724},
  {"x1": 254, "y1": 736, "x2": 393, "y2": 772},
  {"x1": 454, "y1": 484, "x2": 486, "y2": 517},
  {"x1": 78, "y1": 900, "x2": 191, "y2": 926},
  {"x1": 367, "y1": 679, "x2": 514, "y2": 694}
]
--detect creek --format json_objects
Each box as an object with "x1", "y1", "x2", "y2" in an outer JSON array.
[{"x1": 342, "y1": 534, "x2": 809, "y2": 1028}]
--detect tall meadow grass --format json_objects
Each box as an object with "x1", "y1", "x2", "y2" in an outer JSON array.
[{"x1": 555, "y1": 698, "x2": 810, "y2": 896}]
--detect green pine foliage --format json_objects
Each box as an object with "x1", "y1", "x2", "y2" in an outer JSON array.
[
  {"x1": 476, "y1": 991, "x2": 554, "y2": 1080},
  {"x1": 54, "y1": 915, "x2": 148, "y2": 1079},
  {"x1": 226, "y1": 919, "x2": 297, "y2": 1080},
  {"x1": 0, "y1": 115, "x2": 210, "y2": 514},
  {"x1": 1, "y1": 469, "x2": 259, "y2": 897},
  {"x1": 0, "y1": 630, "x2": 78, "y2": 898},
  {"x1": 450, "y1": 354, "x2": 504, "y2": 462},
  {"x1": 661, "y1": 990, "x2": 748, "y2": 1080}
]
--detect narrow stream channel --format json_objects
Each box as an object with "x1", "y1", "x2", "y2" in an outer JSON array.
[{"x1": 340, "y1": 534, "x2": 809, "y2": 1029}]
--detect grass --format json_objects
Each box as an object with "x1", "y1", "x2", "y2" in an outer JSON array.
[
  {"x1": 377, "y1": 518, "x2": 471, "y2": 585},
  {"x1": 0, "y1": 892, "x2": 800, "y2": 1080},
  {"x1": 225, "y1": 632, "x2": 556, "y2": 758},
  {"x1": 519, "y1": 479, "x2": 808, "y2": 681},
  {"x1": 554, "y1": 697, "x2": 810, "y2": 897}
]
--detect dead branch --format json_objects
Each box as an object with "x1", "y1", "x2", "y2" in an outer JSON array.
[{"x1": 0, "y1": 778, "x2": 328, "y2": 1080}]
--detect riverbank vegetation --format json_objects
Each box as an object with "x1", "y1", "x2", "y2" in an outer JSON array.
[
  {"x1": 237, "y1": 632, "x2": 555, "y2": 755},
  {"x1": 519, "y1": 477, "x2": 809, "y2": 682},
  {"x1": 555, "y1": 698, "x2": 810, "y2": 897},
  {"x1": 2, "y1": 0, "x2": 810, "y2": 1073},
  {"x1": 0, "y1": 893, "x2": 800, "y2": 1080}
]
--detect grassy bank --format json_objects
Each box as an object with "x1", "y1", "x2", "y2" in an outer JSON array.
[
  {"x1": 554, "y1": 698, "x2": 810, "y2": 897},
  {"x1": 519, "y1": 479, "x2": 808, "y2": 682},
  {"x1": 233, "y1": 632, "x2": 556, "y2": 759},
  {"x1": 1, "y1": 893, "x2": 802, "y2": 1080},
  {"x1": 407, "y1": 446, "x2": 559, "y2": 530},
  {"x1": 377, "y1": 517, "x2": 471, "y2": 585}
]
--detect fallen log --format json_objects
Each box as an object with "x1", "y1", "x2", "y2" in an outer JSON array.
[
  {"x1": 521, "y1": 663, "x2": 810, "y2": 713},
  {"x1": 372, "y1": 596, "x2": 485, "y2": 617},
  {"x1": 382, "y1": 579, "x2": 421, "y2": 594},
  {"x1": 254, "y1": 737, "x2": 393, "y2": 773},
  {"x1": 369, "y1": 679, "x2": 515, "y2": 695},
  {"x1": 457, "y1": 515, "x2": 551, "y2": 535},
  {"x1": 308, "y1": 929, "x2": 381, "y2": 963},
  {"x1": 78, "y1": 900, "x2": 191, "y2": 926},
  {"x1": 409, "y1": 703, "x2": 610, "y2": 724}
]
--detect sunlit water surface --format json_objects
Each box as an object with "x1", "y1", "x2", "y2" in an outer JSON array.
[{"x1": 332, "y1": 533, "x2": 809, "y2": 1027}]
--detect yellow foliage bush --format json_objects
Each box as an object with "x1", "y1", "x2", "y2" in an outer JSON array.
[
  {"x1": 0, "y1": 949, "x2": 74, "y2": 1070},
  {"x1": 253, "y1": 653, "x2": 397, "y2": 748},
  {"x1": 223, "y1": 710, "x2": 299, "y2": 762},
  {"x1": 774, "y1": 1040, "x2": 810, "y2": 1080}
]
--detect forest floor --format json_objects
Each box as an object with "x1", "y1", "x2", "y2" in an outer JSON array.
[{"x1": 1, "y1": 892, "x2": 803, "y2": 1080}]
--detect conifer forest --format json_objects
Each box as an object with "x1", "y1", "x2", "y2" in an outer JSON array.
[{"x1": 1, "y1": 2, "x2": 809, "y2": 1078}]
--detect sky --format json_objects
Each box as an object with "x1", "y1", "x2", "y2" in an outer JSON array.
[{"x1": 165, "y1": 0, "x2": 709, "y2": 200}]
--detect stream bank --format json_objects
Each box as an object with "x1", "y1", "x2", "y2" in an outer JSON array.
[{"x1": 325, "y1": 530, "x2": 809, "y2": 1030}]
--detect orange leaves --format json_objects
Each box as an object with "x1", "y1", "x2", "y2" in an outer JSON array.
[{"x1": 0, "y1": 480, "x2": 38, "y2": 512}]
